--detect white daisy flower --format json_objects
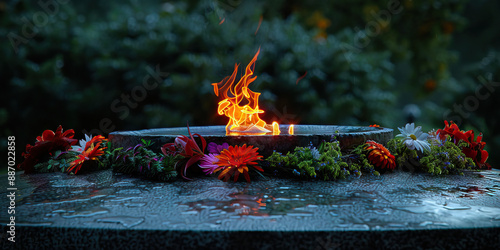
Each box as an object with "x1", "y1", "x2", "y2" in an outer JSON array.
[
  {"x1": 70, "y1": 134, "x2": 93, "y2": 153},
  {"x1": 396, "y1": 123, "x2": 431, "y2": 153}
]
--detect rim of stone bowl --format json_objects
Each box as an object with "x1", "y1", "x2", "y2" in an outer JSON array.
[{"x1": 108, "y1": 125, "x2": 393, "y2": 157}]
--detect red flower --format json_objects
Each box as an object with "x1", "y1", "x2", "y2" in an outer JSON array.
[
  {"x1": 365, "y1": 141, "x2": 396, "y2": 171},
  {"x1": 462, "y1": 131, "x2": 490, "y2": 169},
  {"x1": 437, "y1": 121, "x2": 490, "y2": 169},
  {"x1": 19, "y1": 125, "x2": 78, "y2": 174},
  {"x1": 161, "y1": 134, "x2": 205, "y2": 158},
  {"x1": 436, "y1": 120, "x2": 468, "y2": 142},
  {"x1": 161, "y1": 124, "x2": 206, "y2": 180},
  {"x1": 36, "y1": 125, "x2": 75, "y2": 142},
  {"x1": 67, "y1": 141, "x2": 106, "y2": 174},
  {"x1": 214, "y1": 144, "x2": 263, "y2": 182}
]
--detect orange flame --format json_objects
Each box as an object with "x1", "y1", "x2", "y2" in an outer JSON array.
[
  {"x1": 212, "y1": 49, "x2": 281, "y2": 135},
  {"x1": 255, "y1": 15, "x2": 263, "y2": 35},
  {"x1": 272, "y1": 121, "x2": 280, "y2": 135},
  {"x1": 288, "y1": 125, "x2": 294, "y2": 135},
  {"x1": 296, "y1": 71, "x2": 307, "y2": 85}
]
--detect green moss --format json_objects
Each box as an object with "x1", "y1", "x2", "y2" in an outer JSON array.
[
  {"x1": 346, "y1": 144, "x2": 378, "y2": 175},
  {"x1": 387, "y1": 138, "x2": 476, "y2": 175},
  {"x1": 265, "y1": 141, "x2": 362, "y2": 180},
  {"x1": 103, "y1": 143, "x2": 178, "y2": 182}
]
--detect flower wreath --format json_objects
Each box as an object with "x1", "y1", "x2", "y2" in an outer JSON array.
[{"x1": 18, "y1": 121, "x2": 491, "y2": 183}]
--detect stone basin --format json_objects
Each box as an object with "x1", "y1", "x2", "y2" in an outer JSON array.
[
  {"x1": 108, "y1": 125, "x2": 393, "y2": 156},
  {"x1": 1, "y1": 170, "x2": 500, "y2": 249}
]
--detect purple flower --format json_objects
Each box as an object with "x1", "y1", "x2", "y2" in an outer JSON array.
[
  {"x1": 199, "y1": 153, "x2": 220, "y2": 175},
  {"x1": 207, "y1": 142, "x2": 229, "y2": 154}
]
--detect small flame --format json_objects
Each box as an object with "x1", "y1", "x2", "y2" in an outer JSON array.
[
  {"x1": 272, "y1": 121, "x2": 280, "y2": 135},
  {"x1": 296, "y1": 71, "x2": 307, "y2": 85},
  {"x1": 212, "y1": 49, "x2": 281, "y2": 135},
  {"x1": 288, "y1": 125, "x2": 294, "y2": 135},
  {"x1": 255, "y1": 15, "x2": 263, "y2": 35}
]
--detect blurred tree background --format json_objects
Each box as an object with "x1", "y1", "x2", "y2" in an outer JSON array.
[{"x1": 1, "y1": 0, "x2": 499, "y2": 170}]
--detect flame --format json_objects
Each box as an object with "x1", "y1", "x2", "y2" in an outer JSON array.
[
  {"x1": 255, "y1": 15, "x2": 263, "y2": 35},
  {"x1": 296, "y1": 71, "x2": 307, "y2": 85},
  {"x1": 212, "y1": 49, "x2": 281, "y2": 135},
  {"x1": 272, "y1": 121, "x2": 280, "y2": 135},
  {"x1": 288, "y1": 125, "x2": 294, "y2": 135}
]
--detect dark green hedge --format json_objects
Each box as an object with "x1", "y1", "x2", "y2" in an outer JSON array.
[{"x1": 1, "y1": 0, "x2": 498, "y2": 169}]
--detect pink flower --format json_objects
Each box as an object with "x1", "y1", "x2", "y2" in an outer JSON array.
[{"x1": 199, "y1": 153, "x2": 220, "y2": 175}]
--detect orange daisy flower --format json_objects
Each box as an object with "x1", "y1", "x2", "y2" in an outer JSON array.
[
  {"x1": 365, "y1": 141, "x2": 396, "y2": 170},
  {"x1": 214, "y1": 144, "x2": 263, "y2": 182},
  {"x1": 68, "y1": 141, "x2": 106, "y2": 174}
]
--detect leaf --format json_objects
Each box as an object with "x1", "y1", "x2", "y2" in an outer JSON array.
[
  {"x1": 318, "y1": 141, "x2": 325, "y2": 154},
  {"x1": 181, "y1": 155, "x2": 203, "y2": 180},
  {"x1": 141, "y1": 139, "x2": 154, "y2": 147}
]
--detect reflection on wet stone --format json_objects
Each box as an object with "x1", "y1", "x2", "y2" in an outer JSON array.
[{"x1": 1, "y1": 169, "x2": 499, "y2": 247}]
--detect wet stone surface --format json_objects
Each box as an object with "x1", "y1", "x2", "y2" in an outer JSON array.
[{"x1": 1, "y1": 170, "x2": 500, "y2": 248}]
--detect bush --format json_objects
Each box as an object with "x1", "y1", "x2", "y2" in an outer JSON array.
[{"x1": 4, "y1": 0, "x2": 497, "y2": 170}]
